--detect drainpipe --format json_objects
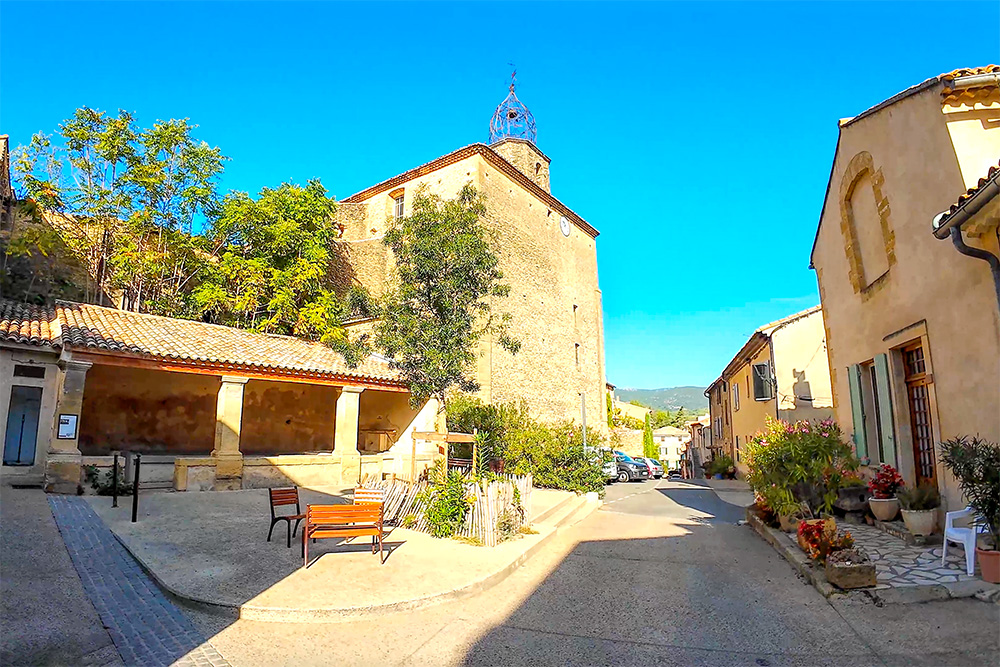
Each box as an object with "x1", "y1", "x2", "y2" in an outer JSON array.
[
  {"x1": 948, "y1": 225, "x2": 1000, "y2": 310},
  {"x1": 932, "y1": 171, "x2": 1000, "y2": 311}
]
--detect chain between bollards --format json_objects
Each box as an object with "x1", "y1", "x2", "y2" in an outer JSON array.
[{"x1": 130, "y1": 453, "x2": 141, "y2": 523}]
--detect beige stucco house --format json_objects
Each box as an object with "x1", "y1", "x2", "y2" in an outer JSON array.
[
  {"x1": 0, "y1": 299, "x2": 439, "y2": 493},
  {"x1": 810, "y1": 65, "x2": 1000, "y2": 511},
  {"x1": 652, "y1": 426, "x2": 689, "y2": 471},
  {"x1": 706, "y1": 306, "x2": 834, "y2": 475},
  {"x1": 333, "y1": 88, "x2": 606, "y2": 432}
]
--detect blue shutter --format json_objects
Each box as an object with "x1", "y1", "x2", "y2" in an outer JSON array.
[
  {"x1": 847, "y1": 364, "x2": 868, "y2": 459},
  {"x1": 873, "y1": 353, "x2": 897, "y2": 467}
]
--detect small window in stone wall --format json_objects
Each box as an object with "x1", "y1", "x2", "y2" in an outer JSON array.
[
  {"x1": 13, "y1": 365, "x2": 45, "y2": 379},
  {"x1": 575, "y1": 342, "x2": 580, "y2": 367},
  {"x1": 393, "y1": 194, "x2": 404, "y2": 220}
]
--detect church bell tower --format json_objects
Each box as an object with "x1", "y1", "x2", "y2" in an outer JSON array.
[{"x1": 489, "y1": 68, "x2": 551, "y2": 193}]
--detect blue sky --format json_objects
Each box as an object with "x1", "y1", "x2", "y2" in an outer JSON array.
[{"x1": 2, "y1": 2, "x2": 998, "y2": 389}]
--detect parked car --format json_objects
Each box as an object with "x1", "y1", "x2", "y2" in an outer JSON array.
[
  {"x1": 602, "y1": 458, "x2": 619, "y2": 482},
  {"x1": 613, "y1": 452, "x2": 650, "y2": 482},
  {"x1": 633, "y1": 457, "x2": 664, "y2": 479},
  {"x1": 667, "y1": 470, "x2": 683, "y2": 480}
]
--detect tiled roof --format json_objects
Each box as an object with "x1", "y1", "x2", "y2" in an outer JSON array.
[
  {"x1": 937, "y1": 159, "x2": 1000, "y2": 225},
  {"x1": 0, "y1": 301, "x2": 61, "y2": 349},
  {"x1": 941, "y1": 65, "x2": 1000, "y2": 106},
  {"x1": 0, "y1": 298, "x2": 404, "y2": 386},
  {"x1": 756, "y1": 305, "x2": 823, "y2": 334}
]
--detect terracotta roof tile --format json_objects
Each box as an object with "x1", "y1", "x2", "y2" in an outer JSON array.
[
  {"x1": 939, "y1": 159, "x2": 1000, "y2": 223},
  {"x1": 941, "y1": 65, "x2": 1000, "y2": 106},
  {"x1": 0, "y1": 301, "x2": 60, "y2": 349},
  {"x1": 0, "y1": 298, "x2": 403, "y2": 386}
]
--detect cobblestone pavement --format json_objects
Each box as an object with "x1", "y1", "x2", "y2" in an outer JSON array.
[
  {"x1": 48, "y1": 496, "x2": 229, "y2": 667},
  {"x1": 850, "y1": 522, "x2": 978, "y2": 587}
]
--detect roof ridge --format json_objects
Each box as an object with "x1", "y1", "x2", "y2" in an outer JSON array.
[{"x1": 755, "y1": 305, "x2": 822, "y2": 333}]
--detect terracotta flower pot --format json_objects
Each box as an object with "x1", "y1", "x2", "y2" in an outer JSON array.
[
  {"x1": 869, "y1": 497, "x2": 899, "y2": 522},
  {"x1": 778, "y1": 513, "x2": 799, "y2": 533},
  {"x1": 900, "y1": 509, "x2": 936, "y2": 536},
  {"x1": 976, "y1": 548, "x2": 1000, "y2": 584}
]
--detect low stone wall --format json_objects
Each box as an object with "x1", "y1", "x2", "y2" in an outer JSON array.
[{"x1": 171, "y1": 452, "x2": 442, "y2": 492}]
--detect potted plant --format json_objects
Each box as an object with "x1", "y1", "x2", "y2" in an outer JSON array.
[
  {"x1": 897, "y1": 483, "x2": 940, "y2": 536},
  {"x1": 833, "y1": 471, "x2": 870, "y2": 513},
  {"x1": 941, "y1": 436, "x2": 1000, "y2": 584},
  {"x1": 867, "y1": 464, "x2": 904, "y2": 521},
  {"x1": 826, "y1": 548, "x2": 877, "y2": 589}
]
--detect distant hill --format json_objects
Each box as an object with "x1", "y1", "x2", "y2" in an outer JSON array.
[{"x1": 614, "y1": 386, "x2": 708, "y2": 413}]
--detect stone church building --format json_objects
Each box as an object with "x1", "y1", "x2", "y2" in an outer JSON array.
[{"x1": 335, "y1": 83, "x2": 608, "y2": 429}]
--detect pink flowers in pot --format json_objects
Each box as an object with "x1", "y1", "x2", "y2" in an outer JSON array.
[{"x1": 868, "y1": 463, "x2": 904, "y2": 499}]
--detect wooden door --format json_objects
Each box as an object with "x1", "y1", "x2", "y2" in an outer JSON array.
[{"x1": 903, "y1": 343, "x2": 936, "y2": 489}]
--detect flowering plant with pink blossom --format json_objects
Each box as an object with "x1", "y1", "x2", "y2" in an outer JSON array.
[{"x1": 746, "y1": 417, "x2": 860, "y2": 517}]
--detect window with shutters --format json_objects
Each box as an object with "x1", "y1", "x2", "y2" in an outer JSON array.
[
  {"x1": 752, "y1": 362, "x2": 773, "y2": 400},
  {"x1": 732, "y1": 382, "x2": 740, "y2": 411}
]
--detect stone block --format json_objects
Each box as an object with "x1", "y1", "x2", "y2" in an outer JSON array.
[{"x1": 826, "y1": 559, "x2": 877, "y2": 590}]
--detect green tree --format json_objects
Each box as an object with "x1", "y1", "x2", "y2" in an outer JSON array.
[
  {"x1": 13, "y1": 108, "x2": 225, "y2": 313},
  {"x1": 374, "y1": 185, "x2": 519, "y2": 408},
  {"x1": 643, "y1": 413, "x2": 656, "y2": 459},
  {"x1": 649, "y1": 409, "x2": 671, "y2": 429},
  {"x1": 194, "y1": 179, "x2": 370, "y2": 357},
  {"x1": 606, "y1": 392, "x2": 614, "y2": 429}
]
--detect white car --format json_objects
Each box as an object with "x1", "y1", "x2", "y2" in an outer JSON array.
[{"x1": 633, "y1": 457, "x2": 664, "y2": 479}]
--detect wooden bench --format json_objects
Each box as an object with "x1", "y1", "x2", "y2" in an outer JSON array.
[
  {"x1": 267, "y1": 487, "x2": 305, "y2": 548},
  {"x1": 302, "y1": 504, "x2": 385, "y2": 566}
]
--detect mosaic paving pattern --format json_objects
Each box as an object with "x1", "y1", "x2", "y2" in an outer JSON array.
[
  {"x1": 49, "y1": 496, "x2": 230, "y2": 667},
  {"x1": 849, "y1": 522, "x2": 977, "y2": 588}
]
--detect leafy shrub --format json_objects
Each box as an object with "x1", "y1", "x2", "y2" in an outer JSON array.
[
  {"x1": 868, "y1": 463, "x2": 904, "y2": 499},
  {"x1": 83, "y1": 464, "x2": 132, "y2": 497},
  {"x1": 897, "y1": 483, "x2": 940, "y2": 511},
  {"x1": 745, "y1": 417, "x2": 859, "y2": 516},
  {"x1": 447, "y1": 394, "x2": 607, "y2": 496},
  {"x1": 420, "y1": 469, "x2": 472, "y2": 538},
  {"x1": 707, "y1": 454, "x2": 735, "y2": 478},
  {"x1": 941, "y1": 435, "x2": 1000, "y2": 550},
  {"x1": 505, "y1": 420, "x2": 607, "y2": 495}
]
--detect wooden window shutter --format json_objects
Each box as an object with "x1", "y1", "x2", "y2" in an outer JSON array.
[
  {"x1": 847, "y1": 364, "x2": 868, "y2": 459},
  {"x1": 873, "y1": 353, "x2": 897, "y2": 467}
]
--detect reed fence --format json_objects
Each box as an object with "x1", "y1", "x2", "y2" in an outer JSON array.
[{"x1": 359, "y1": 472, "x2": 533, "y2": 547}]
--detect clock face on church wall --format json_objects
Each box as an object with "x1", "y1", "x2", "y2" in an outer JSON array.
[{"x1": 559, "y1": 215, "x2": 571, "y2": 237}]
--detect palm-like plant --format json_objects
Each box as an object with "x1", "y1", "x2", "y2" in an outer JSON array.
[{"x1": 940, "y1": 436, "x2": 1000, "y2": 550}]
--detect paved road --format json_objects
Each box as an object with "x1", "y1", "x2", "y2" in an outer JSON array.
[{"x1": 186, "y1": 479, "x2": 1000, "y2": 666}]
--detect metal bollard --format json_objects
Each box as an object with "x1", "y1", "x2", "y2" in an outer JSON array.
[
  {"x1": 112, "y1": 452, "x2": 119, "y2": 508},
  {"x1": 131, "y1": 453, "x2": 141, "y2": 523}
]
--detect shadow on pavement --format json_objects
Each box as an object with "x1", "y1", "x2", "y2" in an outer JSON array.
[{"x1": 655, "y1": 486, "x2": 747, "y2": 524}]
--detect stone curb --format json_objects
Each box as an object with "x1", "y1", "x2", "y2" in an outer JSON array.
[
  {"x1": 109, "y1": 497, "x2": 601, "y2": 623},
  {"x1": 745, "y1": 508, "x2": 838, "y2": 599},
  {"x1": 744, "y1": 507, "x2": 1000, "y2": 605}
]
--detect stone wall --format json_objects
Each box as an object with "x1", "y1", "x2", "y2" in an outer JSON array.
[
  {"x1": 79, "y1": 365, "x2": 218, "y2": 455},
  {"x1": 240, "y1": 380, "x2": 338, "y2": 455},
  {"x1": 491, "y1": 139, "x2": 550, "y2": 192},
  {"x1": 612, "y1": 428, "x2": 643, "y2": 457},
  {"x1": 337, "y1": 149, "x2": 607, "y2": 431}
]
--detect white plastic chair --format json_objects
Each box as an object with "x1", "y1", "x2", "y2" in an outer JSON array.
[{"x1": 942, "y1": 506, "x2": 987, "y2": 575}]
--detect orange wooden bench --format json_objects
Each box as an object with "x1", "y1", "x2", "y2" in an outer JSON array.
[
  {"x1": 302, "y1": 503, "x2": 385, "y2": 566},
  {"x1": 267, "y1": 487, "x2": 305, "y2": 548}
]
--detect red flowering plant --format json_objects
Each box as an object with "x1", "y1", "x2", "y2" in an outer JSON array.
[
  {"x1": 867, "y1": 464, "x2": 904, "y2": 499},
  {"x1": 797, "y1": 518, "x2": 855, "y2": 563}
]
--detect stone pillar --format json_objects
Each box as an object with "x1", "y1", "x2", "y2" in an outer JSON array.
[
  {"x1": 335, "y1": 386, "x2": 365, "y2": 485},
  {"x1": 45, "y1": 359, "x2": 91, "y2": 493},
  {"x1": 213, "y1": 376, "x2": 248, "y2": 490}
]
